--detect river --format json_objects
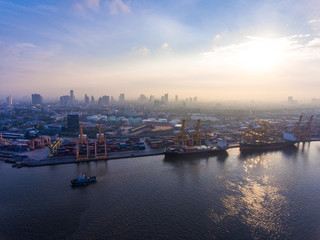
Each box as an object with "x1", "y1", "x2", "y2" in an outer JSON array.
[{"x1": 1, "y1": 142, "x2": 320, "y2": 239}]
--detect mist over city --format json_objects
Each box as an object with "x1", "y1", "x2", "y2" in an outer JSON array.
[
  {"x1": 1, "y1": 1, "x2": 320, "y2": 240},
  {"x1": 1, "y1": 0, "x2": 320, "y2": 101}
]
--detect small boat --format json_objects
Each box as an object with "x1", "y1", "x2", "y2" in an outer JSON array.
[
  {"x1": 71, "y1": 174, "x2": 97, "y2": 186},
  {"x1": 12, "y1": 162, "x2": 24, "y2": 168}
]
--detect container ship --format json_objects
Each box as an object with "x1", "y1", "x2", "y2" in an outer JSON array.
[
  {"x1": 164, "y1": 140, "x2": 228, "y2": 158},
  {"x1": 164, "y1": 119, "x2": 228, "y2": 158},
  {"x1": 239, "y1": 115, "x2": 312, "y2": 152},
  {"x1": 239, "y1": 141, "x2": 295, "y2": 152}
]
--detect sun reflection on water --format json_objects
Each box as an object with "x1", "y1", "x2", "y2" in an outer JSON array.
[{"x1": 210, "y1": 153, "x2": 290, "y2": 238}]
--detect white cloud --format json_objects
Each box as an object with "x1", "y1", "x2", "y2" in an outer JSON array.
[
  {"x1": 106, "y1": 0, "x2": 130, "y2": 15},
  {"x1": 214, "y1": 34, "x2": 221, "y2": 40},
  {"x1": 132, "y1": 46, "x2": 150, "y2": 55},
  {"x1": 85, "y1": 0, "x2": 100, "y2": 11},
  {"x1": 309, "y1": 19, "x2": 320, "y2": 24},
  {"x1": 161, "y1": 42, "x2": 169, "y2": 49}
]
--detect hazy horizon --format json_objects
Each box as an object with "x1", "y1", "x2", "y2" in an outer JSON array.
[{"x1": 1, "y1": 0, "x2": 320, "y2": 101}]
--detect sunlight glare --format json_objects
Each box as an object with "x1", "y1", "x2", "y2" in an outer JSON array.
[{"x1": 236, "y1": 38, "x2": 287, "y2": 72}]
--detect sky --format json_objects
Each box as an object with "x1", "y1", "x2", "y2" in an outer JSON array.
[{"x1": 1, "y1": 0, "x2": 320, "y2": 102}]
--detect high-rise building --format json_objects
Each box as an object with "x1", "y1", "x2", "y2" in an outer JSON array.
[
  {"x1": 32, "y1": 94, "x2": 43, "y2": 105},
  {"x1": 193, "y1": 97, "x2": 197, "y2": 103},
  {"x1": 164, "y1": 93, "x2": 168, "y2": 103},
  {"x1": 7, "y1": 96, "x2": 12, "y2": 105},
  {"x1": 91, "y1": 96, "x2": 95, "y2": 104},
  {"x1": 175, "y1": 95, "x2": 178, "y2": 102},
  {"x1": 189, "y1": 97, "x2": 192, "y2": 103},
  {"x1": 139, "y1": 94, "x2": 147, "y2": 102},
  {"x1": 119, "y1": 93, "x2": 125, "y2": 102},
  {"x1": 67, "y1": 114, "x2": 79, "y2": 132},
  {"x1": 102, "y1": 95, "x2": 110, "y2": 105},
  {"x1": 84, "y1": 94, "x2": 90, "y2": 105},
  {"x1": 288, "y1": 96, "x2": 293, "y2": 103},
  {"x1": 149, "y1": 95, "x2": 154, "y2": 102},
  {"x1": 70, "y1": 90, "x2": 75, "y2": 104},
  {"x1": 60, "y1": 95, "x2": 70, "y2": 105}
]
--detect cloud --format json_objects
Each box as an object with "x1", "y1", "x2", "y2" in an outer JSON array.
[
  {"x1": 85, "y1": 0, "x2": 100, "y2": 11},
  {"x1": 161, "y1": 42, "x2": 169, "y2": 49},
  {"x1": 214, "y1": 34, "x2": 221, "y2": 40},
  {"x1": 132, "y1": 46, "x2": 150, "y2": 55},
  {"x1": 106, "y1": 0, "x2": 130, "y2": 15},
  {"x1": 73, "y1": 0, "x2": 100, "y2": 13},
  {"x1": 309, "y1": 19, "x2": 320, "y2": 24}
]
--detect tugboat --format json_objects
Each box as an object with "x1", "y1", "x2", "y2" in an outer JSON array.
[{"x1": 71, "y1": 174, "x2": 97, "y2": 186}]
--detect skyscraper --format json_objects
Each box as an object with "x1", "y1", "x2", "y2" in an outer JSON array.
[
  {"x1": 102, "y1": 95, "x2": 109, "y2": 105},
  {"x1": 7, "y1": 96, "x2": 12, "y2": 105},
  {"x1": 32, "y1": 94, "x2": 43, "y2": 105},
  {"x1": 84, "y1": 94, "x2": 90, "y2": 105},
  {"x1": 119, "y1": 93, "x2": 125, "y2": 102},
  {"x1": 164, "y1": 93, "x2": 168, "y2": 103},
  {"x1": 70, "y1": 90, "x2": 75, "y2": 104},
  {"x1": 91, "y1": 96, "x2": 95, "y2": 104},
  {"x1": 60, "y1": 95, "x2": 70, "y2": 105}
]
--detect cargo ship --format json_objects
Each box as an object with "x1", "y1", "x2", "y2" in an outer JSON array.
[
  {"x1": 164, "y1": 140, "x2": 228, "y2": 158},
  {"x1": 239, "y1": 141, "x2": 295, "y2": 152},
  {"x1": 239, "y1": 127, "x2": 297, "y2": 152}
]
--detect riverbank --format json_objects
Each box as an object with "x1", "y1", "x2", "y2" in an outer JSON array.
[{"x1": 0, "y1": 148, "x2": 164, "y2": 167}]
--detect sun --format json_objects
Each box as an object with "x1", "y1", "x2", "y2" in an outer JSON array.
[{"x1": 236, "y1": 37, "x2": 286, "y2": 72}]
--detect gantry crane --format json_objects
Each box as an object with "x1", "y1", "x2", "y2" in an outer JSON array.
[
  {"x1": 94, "y1": 122, "x2": 107, "y2": 159},
  {"x1": 302, "y1": 115, "x2": 313, "y2": 141},
  {"x1": 0, "y1": 133, "x2": 7, "y2": 144},
  {"x1": 174, "y1": 119, "x2": 186, "y2": 146},
  {"x1": 76, "y1": 123, "x2": 90, "y2": 160},
  {"x1": 49, "y1": 138, "x2": 62, "y2": 157},
  {"x1": 294, "y1": 115, "x2": 303, "y2": 141},
  {"x1": 187, "y1": 119, "x2": 201, "y2": 146}
]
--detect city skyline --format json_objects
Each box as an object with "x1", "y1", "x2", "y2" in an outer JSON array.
[{"x1": 1, "y1": 0, "x2": 320, "y2": 101}]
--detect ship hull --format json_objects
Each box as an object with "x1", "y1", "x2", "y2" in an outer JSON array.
[
  {"x1": 240, "y1": 142, "x2": 295, "y2": 152},
  {"x1": 164, "y1": 149, "x2": 227, "y2": 158}
]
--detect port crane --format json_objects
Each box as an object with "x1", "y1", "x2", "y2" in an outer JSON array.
[
  {"x1": 94, "y1": 122, "x2": 107, "y2": 159},
  {"x1": 174, "y1": 119, "x2": 186, "y2": 146},
  {"x1": 188, "y1": 119, "x2": 201, "y2": 146},
  {"x1": 76, "y1": 123, "x2": 90, "y2": 160}
]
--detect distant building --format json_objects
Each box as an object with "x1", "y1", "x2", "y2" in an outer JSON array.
[
  {"x1": 288, "y1": 96, "x2": 293, "y2": 103},
  {"x1": 70, "y1": 90, "x2": 75, "y2": 104},
  {"x1": 149, "y1": 95, "x2": 154, "y2": 103},
  {"x1": 189, "y1": 97, "x2": 192, "y2": 103},
  {"x1": 7, "y1": 96, "x2": 12, "y2": 105},
  {"x1": 119, "y1": 93, "x2": 125, "y2": 102},
  {"x1": 98, "y1": 97, "x2": 102, "y2": 105},
  {"x1": 60, "y1": 95, "x2": 70, "y2": 105},
  {"x1": 102, "y1": 95, "x2": 109, "y2": 105},
  {"x1": 67, "y1": 114, "x2": 79, "y2": 132},
  {"x1": 32, "y1": 94, "x2": 43, "y2": 105},
  {"x1": 91, "y1": 96, "x2": 95, "y2": 104},
  {"x1": 164, "y1": 93, "x2": 168, "y2": 103},
  {"x1": 84, "y1": 94, "x2": 90, "y2": 105},
  {"x1": 193, "y1": 97, "x2": 197, "y2": 103},
  {"x1": 175, "y1": 95, "x2": 178, "y2": 102},
  {"x1": 139, "y1": 94, "x2": 147, "y2": 102}
]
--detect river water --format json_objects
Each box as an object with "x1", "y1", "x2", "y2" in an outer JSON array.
[{"x1": 1, "y1": 143, "x2": 320, "y2": 240}]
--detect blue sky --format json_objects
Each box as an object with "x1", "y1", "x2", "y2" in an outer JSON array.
[{"x1": 1, "y1": 0, "x2": 320, "y2": 101}]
